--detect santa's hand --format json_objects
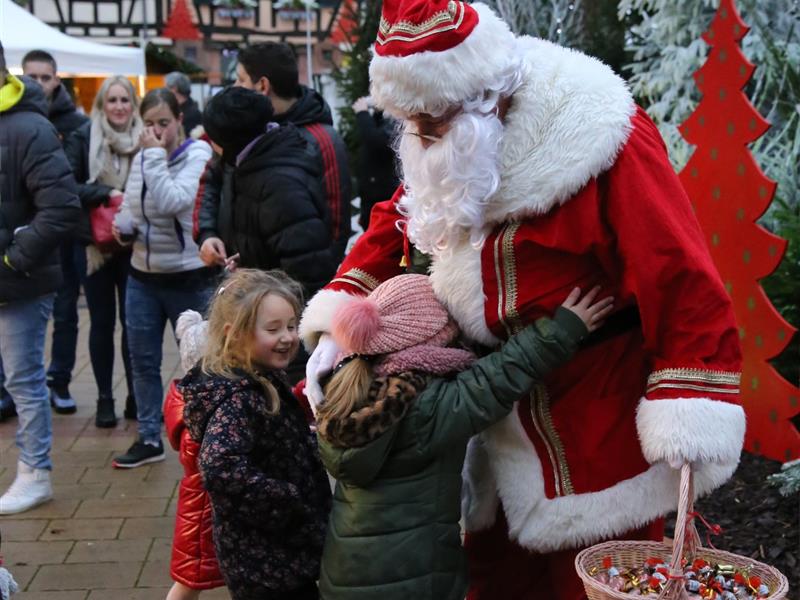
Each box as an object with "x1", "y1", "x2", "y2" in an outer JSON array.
[{"x1": 304, "y1": 333, "x2": 341, "y2": 413}]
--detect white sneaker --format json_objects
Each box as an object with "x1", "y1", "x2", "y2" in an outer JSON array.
[{"x1": 0, "y1": 460, "x2": 53, "y2": 515}]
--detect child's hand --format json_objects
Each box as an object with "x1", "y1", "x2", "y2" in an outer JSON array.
[{"x1": 561, "y1": 286, "x2": 614, "y2": 333}]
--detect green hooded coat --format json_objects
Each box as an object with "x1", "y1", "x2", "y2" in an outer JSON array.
[{"x1": 317, "y1": 308, "x2": 587, "y2": 600}]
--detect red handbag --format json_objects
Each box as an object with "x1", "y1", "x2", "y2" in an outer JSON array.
[{"x1": 89, "y1": 192, "x2": 124, "y2": 253}]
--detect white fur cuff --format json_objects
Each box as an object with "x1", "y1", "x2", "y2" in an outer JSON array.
[
  {"x1": 299, "y1": 289, "x2": 361, "y2": 351},
  {"x1": 636, "y1": 397, "x2": 746, "y2": 465}
]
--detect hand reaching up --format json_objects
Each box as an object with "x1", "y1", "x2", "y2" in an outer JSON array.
[{"x1": 561, "y1": 286, "x2": 614, "y2": 333}]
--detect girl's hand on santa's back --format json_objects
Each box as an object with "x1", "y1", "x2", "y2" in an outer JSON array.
[{"x1": 560, "y1": 286, "x2": 614, "y2": 333}]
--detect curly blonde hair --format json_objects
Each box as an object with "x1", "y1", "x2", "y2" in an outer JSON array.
[{"x1": 202, "y1": 269, "x2": 304, "y2": 413}]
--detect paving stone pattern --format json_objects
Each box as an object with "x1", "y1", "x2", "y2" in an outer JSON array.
[{"x1": 0, "y1": 304, "x2": 232, "y2": 599}]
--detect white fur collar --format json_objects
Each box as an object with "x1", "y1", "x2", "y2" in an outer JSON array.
[{"x1": 483, "y1": 38, "x2": 635, "y2": 224}]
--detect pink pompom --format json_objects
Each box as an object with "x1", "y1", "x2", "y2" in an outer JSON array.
[{"x1": 332, "y1": 298, "x2": 382, "y2": 353}]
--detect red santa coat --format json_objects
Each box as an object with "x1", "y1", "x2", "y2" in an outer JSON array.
[
  {"x1": 300, "y1": 37, "x2": 744, "y2": 555},
  {"x1": 163, "y1": 380, "x2": 224, "y2": 591}
]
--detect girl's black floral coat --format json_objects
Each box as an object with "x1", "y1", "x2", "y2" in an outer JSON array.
[{"x1": 181, "y1": 368, "x2": 331, "y2": 599}]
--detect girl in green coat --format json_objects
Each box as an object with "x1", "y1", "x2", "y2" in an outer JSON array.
[{"x1": 315, "y1": 274, "x2": 612, "y2": 600}]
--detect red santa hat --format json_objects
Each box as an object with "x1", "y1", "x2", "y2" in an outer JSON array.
[{"x1": 369, "y1": 0, "x2": 518, "y2": 117}]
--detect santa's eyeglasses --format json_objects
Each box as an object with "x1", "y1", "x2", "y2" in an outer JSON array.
[{"x1": 404, "y1": 131, "x2": 443, "y2": 144}]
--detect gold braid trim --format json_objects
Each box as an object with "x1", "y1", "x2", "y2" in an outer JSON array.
[
  {"x1": 377, "y1": 1, "x2": 464, "y2": 45},
  {"x1": 334, "y1": 268, "x2": 381, "y2": 293},
  {"x1": 647, "y1": 368, "x2": 741, "y2": 388}
]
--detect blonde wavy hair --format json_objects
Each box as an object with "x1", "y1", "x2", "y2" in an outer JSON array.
[
  {"x1": 319, "y1": 357, "x2": 374, "y2": 425},
  {"x1": 91, "y1": 75, "x2": 140, "y2": 119},
  {"x1": 202, "y1": 269, "x2": 304, "y2": 414}
]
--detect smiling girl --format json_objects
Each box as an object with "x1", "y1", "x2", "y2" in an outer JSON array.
[
  {"x1": 111, "y1": 88, "x2": 214, "y2": 469},
  {"x1": 181, "y1": 269, "x2": 331, "y2": 600}
]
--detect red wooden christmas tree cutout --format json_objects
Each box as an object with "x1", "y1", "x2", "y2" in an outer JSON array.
[
  {"x1": 163, "y1": 0, "x2": 201, "y2": 41},
  {"x1": 678, "y1": 0, "x2": 800, "y2": 461}
]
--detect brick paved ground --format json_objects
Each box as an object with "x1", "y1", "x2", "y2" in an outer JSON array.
[{"x1": 0, "y1": 303, "x2": 232, "y2": 599}]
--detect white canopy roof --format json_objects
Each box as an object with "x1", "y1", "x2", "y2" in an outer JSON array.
[{"x1": 1, "y1": 0, "x2": 146, "y2": 76}]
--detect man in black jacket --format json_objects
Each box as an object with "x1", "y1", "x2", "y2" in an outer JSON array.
[
  {"x1": 197, "y1": 42, "x2": 351, "y2": 269},
  {"x1": 0, "y1": 42, "x2": 81, "y2": 514},
  {"x1": 22, "y1": 49, "x2": 89, "y2": 415}
]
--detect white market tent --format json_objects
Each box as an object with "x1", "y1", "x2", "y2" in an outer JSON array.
[{"x1": 0, "y1": 0, "x2": 145, "y2": 76}]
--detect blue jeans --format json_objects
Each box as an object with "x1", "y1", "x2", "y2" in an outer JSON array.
[
  {"x1": 47, "y1": 242, "x2": 87, "y2": 388},
  {"x1": 126, "y1": 275, "x2": 212, "y2": 444},
  {"x1": 0, "y1": 295, "x2": 55, "y2": 469}
]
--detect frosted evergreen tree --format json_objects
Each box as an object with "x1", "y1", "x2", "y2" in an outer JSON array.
[{"x1": 484, "y1": 0, "x2": 585, "y2": 46}]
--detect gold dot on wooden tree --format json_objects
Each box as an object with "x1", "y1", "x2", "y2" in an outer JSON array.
[
  {"x1": 698, "y1": 73, "x2": 705, "y2": 85},
  {"x1": 719, "y1": 49, "x2": 728, "y2": 62},
  {"x1": 734, "y1": 24, "x2": 741, "y2": 35},
  {"x1": 711, "y1": 233, "x2": 720, "y2": 246},
  {"x1": 708, "y1": 28, "x2": 715, "y2": 40},
  {"x1": 691, "y1": 167, "x2": 699, "y2": 178},
  {"x1": 712, "y1": 186, "x2": 721, "y2": 200},
  {"x1": 710, "y1": 147, "x2": 719, "y2": 160},
  {"x1": 736, "y1": 163, "x2": 746, "y2": 176},
  {"x1": 769, "y1": 409, "x2": 778, "y2": 423},
  {"x1": 742, "y1": 249, "x2": 751, "y2": 264},
  {"x1": 738, "y1": 64, "x2": 746, "y2": 77},
  {"x1": 739, "y1": 326, "x2": 746, "y2": 339},
  {"x1": 749, "y1": 118, "x2": 757, "y2": 130},
  {"x1": 777, "y1": 329, "x2": 786, "y2": 341},
  {"x1": 759, "y1": 185, "x2": 768, "y2": 198},
  {"x1": 699, "y1": 115, "x2": 706, "y2": 126},
  {"x1": 751, "y1": 376, "x2": 759, "y2": 390},
  {"x1": 753, "y1": 439, "x2": 761, "y2": 452},
  {"x1": 719, "y1": 88, "x2": 727, "y2": 100},
  {"x1": 736, "y1": 208, "x2": 745, "y2": 221},
  {"x1": 721, "y1": 7, "x2": 728, "y2": 18},
  {"x1": 747, "y1": 296, "x2": 756, "y2": 310},
  {"x1": 755, "y1": 334, "x2": 763, "y2": 347},
  {"x1": 768, "y1": 245, "x2": 777, "y2": 257},
  {"x1": 790, "y1": 395, "x2": 798, "y2": 407},
  {"x1": 725, "y1": 281, "x2": 733, "y2": 293},
  {"x1": 726, "y1": 122, "x2": 735, "y2": 135}
]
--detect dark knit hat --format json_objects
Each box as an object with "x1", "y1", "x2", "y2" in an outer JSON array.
[{"x1": 202, "y1": 86, "x2": 274, "y2": 162}]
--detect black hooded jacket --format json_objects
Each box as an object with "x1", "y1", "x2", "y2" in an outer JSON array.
[
  {"x1": 48, "y1": 84, "x2": 89, "y2": 143},
  {"x1": 278, "y1": 86, "x2": 351, "y2": 262},
  {"x1": 217, "y1": 124, "x2": 337, "y2": 298},
  {"x1": 0, "y1": 75, "x2": 81, "y2": 302},
  {"x1": 181, "y1": 367, "x2": 331, "y2": 598}
]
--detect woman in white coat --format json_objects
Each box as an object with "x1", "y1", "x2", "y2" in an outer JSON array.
[{"x1": 111, "y1": 88, "x2": 214, "y2": 469}]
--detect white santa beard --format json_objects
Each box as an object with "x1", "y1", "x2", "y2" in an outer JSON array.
[{"x1": 397, "y1": 110, "x2": 504, "y2": 256}]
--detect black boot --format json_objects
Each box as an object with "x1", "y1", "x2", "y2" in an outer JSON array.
[
  {"x1": 123, "y1": 395, "x2": 137, "y2": 420},
  {"x1": 95, "y1": 396, "x2": 117, "y2": 428}
]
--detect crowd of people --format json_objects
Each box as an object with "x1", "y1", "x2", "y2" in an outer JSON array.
[{"x1": 0, "y1": 0, "x2": 747, "y2": 598}]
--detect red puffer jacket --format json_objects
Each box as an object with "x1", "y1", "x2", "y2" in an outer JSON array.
[{"x1": 164, "y1": 380, "x2": 224, "y2": 590}]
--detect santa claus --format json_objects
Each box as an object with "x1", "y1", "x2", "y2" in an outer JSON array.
[{"x1": 300, "y1": 1, "x2": 746, "y2": 598}]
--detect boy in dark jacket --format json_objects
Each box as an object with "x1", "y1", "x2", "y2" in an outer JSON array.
[
  {"x1": 197, "y1": 42, "x2": 351, "y2": 269},
  {"x1": 0, "y1": 42, "x2": 81, "y2": 514},
  {"x1": 22, "y1": 49, "x2": 90, "y2": 414},
  {"x1": 201, "y1": 87, "x2": 338, "y2": 384}
]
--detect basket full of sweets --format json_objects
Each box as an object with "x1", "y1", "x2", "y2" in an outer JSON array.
[{"x1": 575, "y1": 464, "x2": 789, "y2": 600}]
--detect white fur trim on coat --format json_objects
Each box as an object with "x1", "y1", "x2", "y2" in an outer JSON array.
[
  {"x1": 370, "y1": 3, "x2": 518, "y2": 118},
  {"x1": 299, "y1": 289, "x2": 361, "y2": 351},
  {"x1": 429, "y1": 240, "x2": 498, "y2": 347},
  {"x1": 484, "y1": 38, "x2": 636, "y2": 223},
  {"x1": 636, "y1": 397, "x2": 746, "y2": 465},
  {"x1": 462, "y1": 408, "x2": 739, "y2": 552}
]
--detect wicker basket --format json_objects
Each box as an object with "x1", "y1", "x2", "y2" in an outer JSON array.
[{"x1": 575, "y1": 464, "x2": 789, "y2": 600}]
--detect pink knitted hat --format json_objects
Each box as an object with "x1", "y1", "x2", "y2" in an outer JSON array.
[{"x1": 332, "y1": 274, "x2": 454, "y2": 356}]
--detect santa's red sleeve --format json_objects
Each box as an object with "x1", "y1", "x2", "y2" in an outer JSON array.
[
  {"x1": 299, "y1": 185, "x2": 406, "y2": 349},
  {"x1": 606, "y1": 108, "x2": 745, "y2": 467}
]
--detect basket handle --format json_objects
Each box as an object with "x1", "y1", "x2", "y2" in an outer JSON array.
[{"x1": 657, "y1": 463, "x2": 702, "y2": 600}]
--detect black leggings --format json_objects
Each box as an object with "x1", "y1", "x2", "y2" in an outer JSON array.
[{"x1": 83, "y1": 251, "x2": 134, "y2": 399}]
